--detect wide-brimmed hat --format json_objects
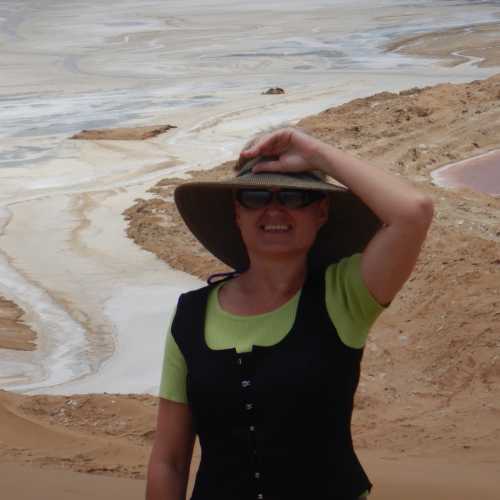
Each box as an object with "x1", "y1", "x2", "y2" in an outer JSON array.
[{"x1": 174, "y1": 156, "x2": 381, "y2": 271}]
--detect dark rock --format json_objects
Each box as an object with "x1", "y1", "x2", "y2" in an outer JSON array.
[{"x1": 262, "y1": 87, "x2": 285, "y2": 95}]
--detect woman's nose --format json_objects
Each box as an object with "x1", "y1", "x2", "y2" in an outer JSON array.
[{"x1": 265, "y1": 197, "x2": 285, "y2": 212}]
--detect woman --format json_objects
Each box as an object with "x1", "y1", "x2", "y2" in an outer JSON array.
[{"x1": 146, "y1": 128, "x2": 434, "y2": 500}]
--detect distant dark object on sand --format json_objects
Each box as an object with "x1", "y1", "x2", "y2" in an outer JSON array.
[
  {"x1": 262, "y1": 87, "x2": 285, "y2": 95},
  {"x1": 70, "y1": 124, "x2": 177, "y2": 141}
]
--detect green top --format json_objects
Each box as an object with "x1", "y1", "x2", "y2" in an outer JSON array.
[{"x1": 160, "y1": 253, "x2": 385, "y2": 403}]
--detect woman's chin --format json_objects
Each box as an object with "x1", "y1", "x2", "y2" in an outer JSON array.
[
  {"x1": 248, "y1": 243, "x2": 312, "y2": 263},
  {"x1": 241, "y1": 228, "x2": 316, "y2": 262}
]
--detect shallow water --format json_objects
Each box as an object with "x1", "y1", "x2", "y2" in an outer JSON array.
[
  {"x1": 1, "y1": 0, "x2": 500, "y2": 394},
  {"x1": 432, "y1": 150, "x2": 500, "y2": 197}
]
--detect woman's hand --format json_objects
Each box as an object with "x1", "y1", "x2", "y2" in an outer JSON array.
[
  {"x1": 239, "y1": 126, "x2": 434, "y2": 308},
  {"x1": 239, "y1": 128, "x2": 322, "y2": 174}
]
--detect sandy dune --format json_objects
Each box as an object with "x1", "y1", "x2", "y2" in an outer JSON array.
[
  {"x1": 70, "y1": 125, "x2": 176, "y2": 141},
  {"x1": 0, "y1": 297, "x2": 36, "y2": 351}
]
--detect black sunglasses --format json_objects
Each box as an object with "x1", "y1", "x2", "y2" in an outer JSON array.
[{"x1": 236, "y1": 188, "x2": 326, "y2": 209}]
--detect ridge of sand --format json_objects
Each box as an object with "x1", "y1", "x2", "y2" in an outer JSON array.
[
  {"x1": 70, "y1": 125, "x2": 176, "y2": 141},
  {"x1": 385, "y1": 21, "x2": 500, "y2": 68},
  {"x1": 0, "y1": 296, "x2": 37, "y2": 351}
]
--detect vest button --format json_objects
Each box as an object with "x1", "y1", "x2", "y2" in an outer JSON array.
[
  {"x1": 254, "y1": 471, "x2": 260, "y2": 479},
  {"x1": 237, "y1": 357, "x2": 243, "y2": 365},
  {"x1": 245, "y1": 403, "x2": 253, "y2": 410},
  {"x1": 249, "y1": 425, "x2": 255, "y2": 431},
  {"x1": 241, "y1": 380, "x2": 251, "y2": 388}
]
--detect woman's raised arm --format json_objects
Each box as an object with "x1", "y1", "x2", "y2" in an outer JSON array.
[{"x1": 242, "y1": 128, "x2": 434, "y2": 306}]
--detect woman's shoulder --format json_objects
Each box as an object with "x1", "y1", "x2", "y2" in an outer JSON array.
[{"x1": 324, "y1": 253, "x2": 386, "y2": 349}]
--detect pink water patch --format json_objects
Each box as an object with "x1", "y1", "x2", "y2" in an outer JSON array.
[{"x1": 432, "y1": 150, "x2": 500, "y2": 197}]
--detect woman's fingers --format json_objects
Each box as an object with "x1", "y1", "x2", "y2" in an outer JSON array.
[
  {"x1": 252, "y1": 152, "x2": 310, "y2": 173},
  {"x1": 251, "y1": 159, "x2": 284, "y2": 173},
  {"x1": 239, "y1": 128, "x2": 319, "y2": 173},
  {"x1": 241, "y1": 129, "x2": 294, "y2": 159}
]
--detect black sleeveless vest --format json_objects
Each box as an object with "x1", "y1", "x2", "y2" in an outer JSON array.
[{"x1": 171, "y1": 270, "x2": 372, "y2": 500}]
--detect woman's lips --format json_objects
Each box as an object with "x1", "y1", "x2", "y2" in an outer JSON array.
[{"x1": 260, "y1": 224, "x2": 292, "y2": 232}]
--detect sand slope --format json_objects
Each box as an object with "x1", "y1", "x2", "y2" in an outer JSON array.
[{"x1": 0, "y1": 297, "x2": 36, "y2": 351}]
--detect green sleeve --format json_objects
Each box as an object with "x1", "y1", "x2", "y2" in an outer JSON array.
[
  {"x1": 325, "y1": 253, "x2": 386, "y2": 349},
  {"x1": 159, "y1": 308, "x2": 189, "y2": 403}
]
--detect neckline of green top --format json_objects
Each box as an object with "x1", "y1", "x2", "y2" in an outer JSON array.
[{"x1": 214, "y1": 282, "x2": 303, "y2": 320}]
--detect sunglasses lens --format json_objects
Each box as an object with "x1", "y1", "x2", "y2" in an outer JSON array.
[
  {"x1": 237, "y1": 189, "x2": 273, "y2": 209},
  {"x1": 237, "y1": 189, "x2": 326, "y2": 209},
  {"x1": 277, "y1": 190, "x2": 308, "y2": 208}
]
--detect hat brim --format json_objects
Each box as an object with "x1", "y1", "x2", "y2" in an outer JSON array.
[{"x1": 174, "y1": 173, "x2": 382, "y2": 271}]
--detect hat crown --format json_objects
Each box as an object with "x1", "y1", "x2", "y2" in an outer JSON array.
[{"x1": 236, "y1": 156, "x2": 325, "y2": 185}]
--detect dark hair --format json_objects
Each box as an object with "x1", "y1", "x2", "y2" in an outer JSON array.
[{"x1": 207, "y1": 270, "x2": 241, "y2": 285}]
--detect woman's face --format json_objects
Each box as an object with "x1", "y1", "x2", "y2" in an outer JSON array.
[{"x1": 234, "y1": 188, "x2": 329, "y2": 264}]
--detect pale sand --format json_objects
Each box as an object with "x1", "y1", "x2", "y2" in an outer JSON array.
[
  {"x1": 0, "y1": 464, "x2": 146, "y2": 500},
  {"x1": 1, "y1": 451, "x2": 499, "y2": 500},
  {"x1": 386, "y1": 21, "x2": 500, "y2": 68},
  {"x1": 362, "y1": 452, "x2": 500, "y2": 499}
]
